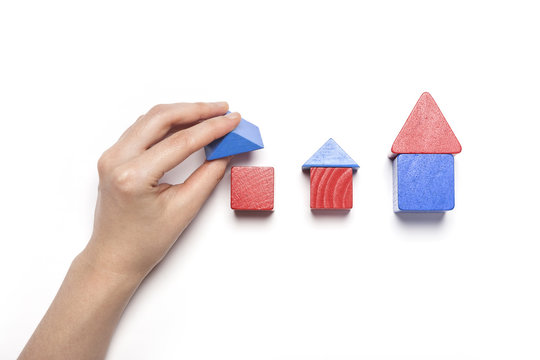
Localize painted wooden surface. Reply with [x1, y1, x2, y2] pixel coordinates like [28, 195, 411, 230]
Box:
[390, 92, 462, 157]
[205, 113, 264, 160]
[231, 166, 274, 211]
[310, 167, 353, 209]
[393, 154, 454, 212]
[303, 138, 359, 169]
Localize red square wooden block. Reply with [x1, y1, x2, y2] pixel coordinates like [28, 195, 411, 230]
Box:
[231, 166, 274, 211]
[310, 167, 353, 209]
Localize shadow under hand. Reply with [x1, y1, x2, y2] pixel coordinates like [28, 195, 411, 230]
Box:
[230, 152, 254, 165]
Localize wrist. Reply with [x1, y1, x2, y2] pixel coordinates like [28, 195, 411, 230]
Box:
[75, 246, 147, 289]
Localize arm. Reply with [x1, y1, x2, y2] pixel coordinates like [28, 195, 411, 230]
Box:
[19, 102, 241, 360]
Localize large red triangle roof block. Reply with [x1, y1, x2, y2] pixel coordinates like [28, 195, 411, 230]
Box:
[390, 92, 462, 156]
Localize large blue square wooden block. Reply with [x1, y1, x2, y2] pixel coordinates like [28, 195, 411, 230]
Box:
[393, 154, 455, 212]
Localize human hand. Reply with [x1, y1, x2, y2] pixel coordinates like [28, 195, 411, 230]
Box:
[82, 102, 241, 279]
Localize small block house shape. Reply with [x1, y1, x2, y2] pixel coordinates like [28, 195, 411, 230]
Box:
[302, 139, 359, 210]
[205, 112, 264, 160]
[231, 166, 274, 211]
[391, 93, 461, 212]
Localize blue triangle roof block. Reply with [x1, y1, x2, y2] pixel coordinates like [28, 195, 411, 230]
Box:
[302, 138, 359, 170]
[204, 116, 264, 160]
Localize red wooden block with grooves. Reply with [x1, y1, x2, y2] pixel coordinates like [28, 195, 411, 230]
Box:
[390, 92, 462, 157]
[231, 166, 274, 211]
[310, 167, 353, 209]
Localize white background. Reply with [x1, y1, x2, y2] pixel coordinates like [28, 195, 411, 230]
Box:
[1, 1, 539, 359]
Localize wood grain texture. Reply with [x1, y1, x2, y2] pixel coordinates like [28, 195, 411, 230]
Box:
[310, 167, 353, 209]
[390, 92, 461, 157]
[231, 166, 274, 211]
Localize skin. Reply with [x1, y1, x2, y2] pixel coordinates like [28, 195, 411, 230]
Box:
[19, 102, 241, 360]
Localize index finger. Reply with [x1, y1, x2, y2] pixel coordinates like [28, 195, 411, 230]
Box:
[135, 112, 242, 182]
[119, 101, 229, 152]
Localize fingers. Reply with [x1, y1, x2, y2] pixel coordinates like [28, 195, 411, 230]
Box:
[137, 112, 241, 181]
[171, 157, 231, 214]
[120, 101, 229, 152]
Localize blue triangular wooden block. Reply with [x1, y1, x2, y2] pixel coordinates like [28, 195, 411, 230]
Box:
[205, 116, 264, 160]
[302, 138, 359, 169]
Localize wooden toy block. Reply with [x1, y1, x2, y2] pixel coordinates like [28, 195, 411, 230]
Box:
[205, 112, 264, 160]
[302, 138, 359, 170]
[390, 92, 462, 158]
[231, 166, 274, 211]
[310, 167, 353, 209]
[393, 154, 454, 212]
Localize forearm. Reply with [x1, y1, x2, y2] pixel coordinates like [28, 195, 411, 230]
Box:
[19, 250, 143, 360]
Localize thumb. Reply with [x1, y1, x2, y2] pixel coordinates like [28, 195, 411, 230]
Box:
[171, 157, 231, 215]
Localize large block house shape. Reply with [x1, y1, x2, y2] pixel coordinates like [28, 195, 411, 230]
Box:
[390, 92, 462, 212]
[302, 138, 359, 210]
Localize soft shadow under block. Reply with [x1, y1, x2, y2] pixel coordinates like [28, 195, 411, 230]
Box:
[393, 154, 454, 212]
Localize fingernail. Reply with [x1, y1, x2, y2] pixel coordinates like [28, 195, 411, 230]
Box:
[214, 101, 228, 107]
[225, 111, 240, 119]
